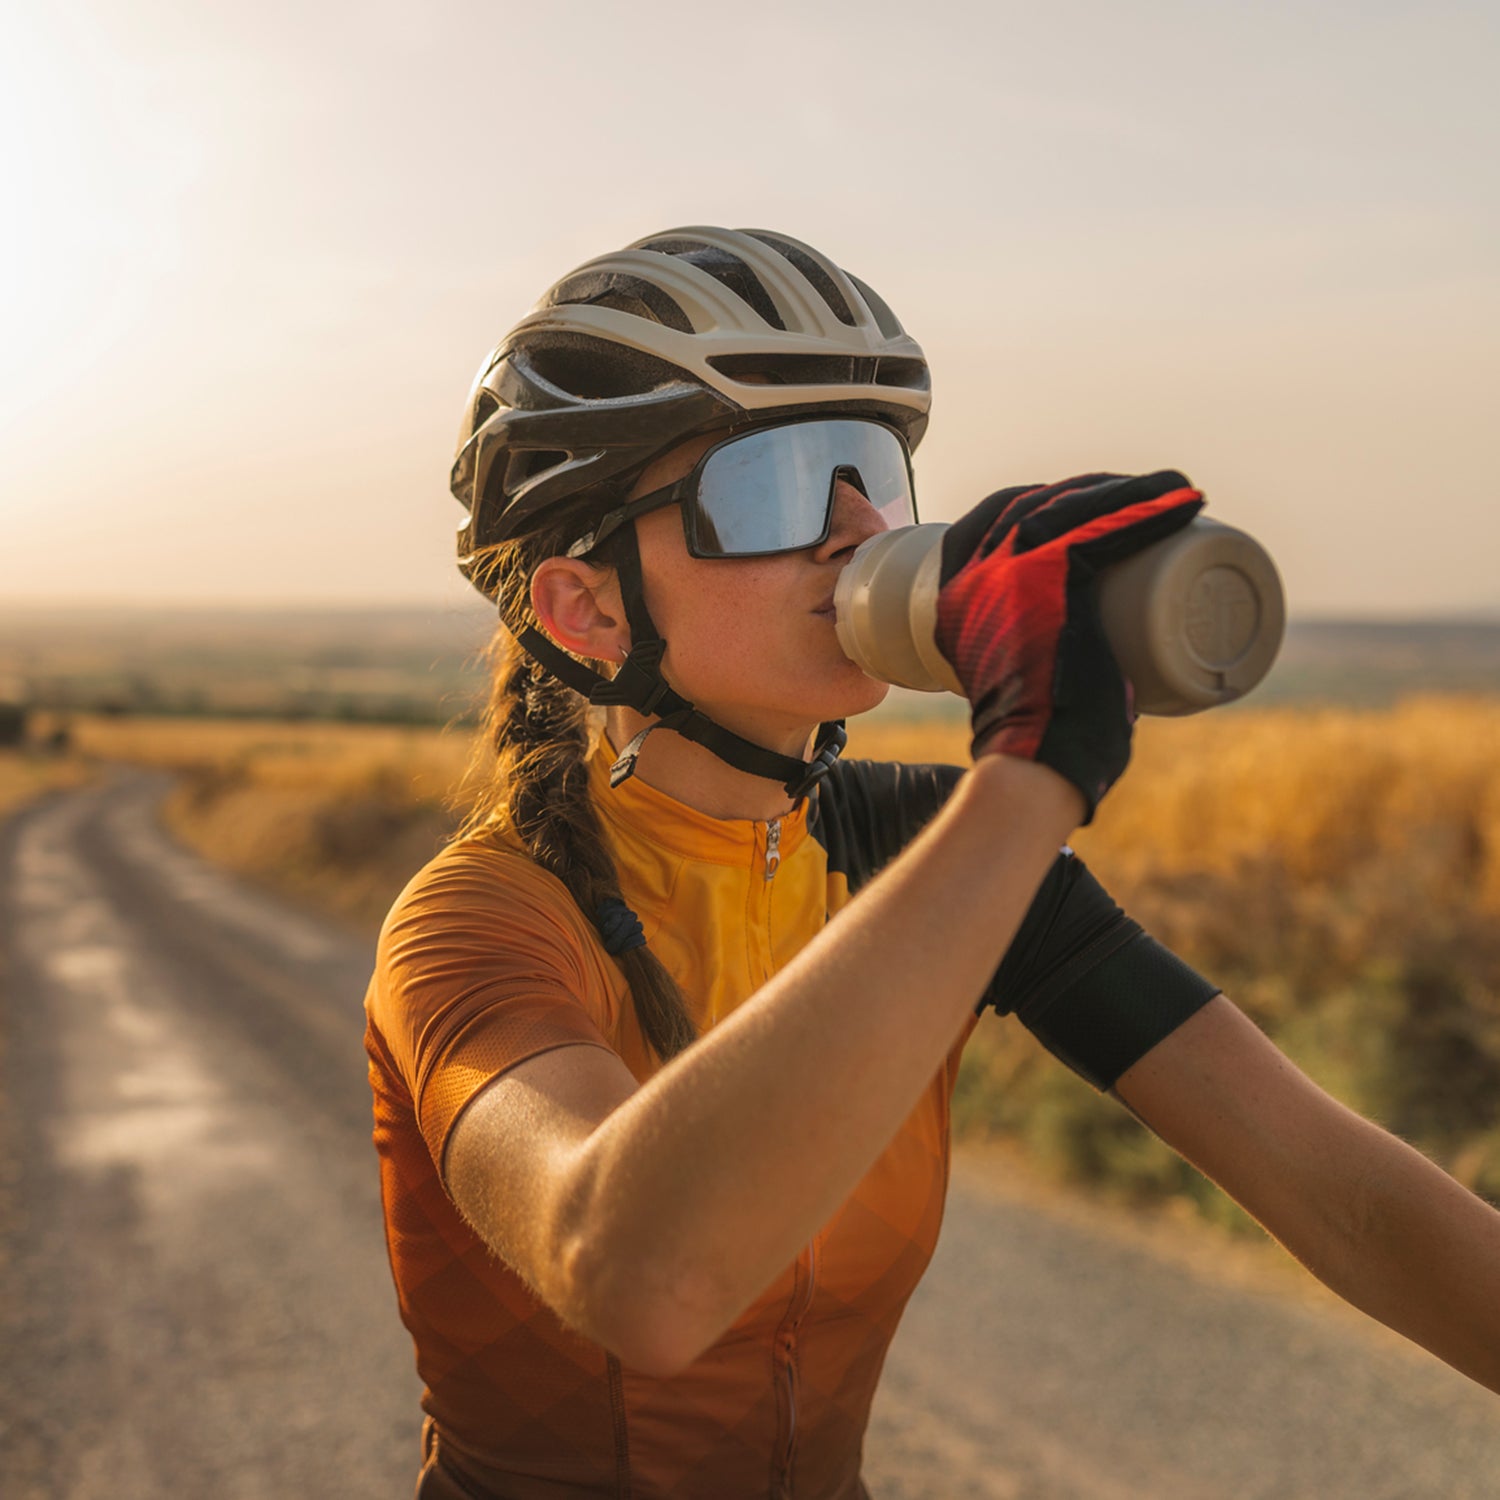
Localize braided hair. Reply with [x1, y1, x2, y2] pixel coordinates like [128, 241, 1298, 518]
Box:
[451, 519, 697, 1063]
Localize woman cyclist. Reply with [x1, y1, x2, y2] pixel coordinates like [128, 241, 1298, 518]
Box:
[365, 227, 1500, 1499]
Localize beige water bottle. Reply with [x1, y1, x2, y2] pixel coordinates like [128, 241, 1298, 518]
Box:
[832, 516, 1285, 715]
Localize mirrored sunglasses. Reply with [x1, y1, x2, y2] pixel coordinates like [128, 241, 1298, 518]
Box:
[568, 417, 917, 560]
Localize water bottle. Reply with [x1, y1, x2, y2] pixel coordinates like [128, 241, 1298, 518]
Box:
[832, 516, 1285, 716]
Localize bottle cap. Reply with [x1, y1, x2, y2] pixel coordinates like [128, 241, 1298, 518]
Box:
[1095, 517, 1285, 714]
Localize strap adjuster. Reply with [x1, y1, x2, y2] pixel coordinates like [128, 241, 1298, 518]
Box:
[591, 639, 672, 714]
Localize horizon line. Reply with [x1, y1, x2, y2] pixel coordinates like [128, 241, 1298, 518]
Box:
[1, 599, 1499, 629]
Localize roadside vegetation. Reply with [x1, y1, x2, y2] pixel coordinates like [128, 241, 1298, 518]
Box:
[69, 716, 467, 930]
[72, 695, 1500, 1230]
[0, 747, 92, 819]
[959, 696, 1500, 1228]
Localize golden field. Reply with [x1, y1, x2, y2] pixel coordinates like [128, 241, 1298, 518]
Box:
[0, 749, 93, 818]
[66, 714, 471, 929]
[62, 696, 1500, 1219]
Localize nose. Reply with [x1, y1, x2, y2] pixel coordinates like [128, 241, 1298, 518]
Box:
[814, 477, 890, 562]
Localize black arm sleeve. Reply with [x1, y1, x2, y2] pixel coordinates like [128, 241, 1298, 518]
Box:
[985, 850, 1220, 1089]
[811, 758, 1221, 1091]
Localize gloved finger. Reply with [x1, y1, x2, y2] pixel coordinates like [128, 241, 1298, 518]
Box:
[940, 483, 1046, 584]
[940, 473, 1144, 583]
[1012, 470, 1197, 555]
[1067, 489, 1205, 575]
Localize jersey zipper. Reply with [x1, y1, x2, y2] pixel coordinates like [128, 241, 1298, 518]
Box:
[749, 817, 781, 994]
[773, 1235, 819, 1495]
[756, 813, 806, 1491]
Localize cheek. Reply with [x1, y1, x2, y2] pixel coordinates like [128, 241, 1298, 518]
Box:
[643, 565, 764, 677]
[634, 517, 878, 711]
[655, 565, 781, 677]
[666, 569, 883, 716]
[634, 515, 768, 637]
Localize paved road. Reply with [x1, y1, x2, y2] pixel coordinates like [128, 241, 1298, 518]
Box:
[2, 772, 1496, 1498]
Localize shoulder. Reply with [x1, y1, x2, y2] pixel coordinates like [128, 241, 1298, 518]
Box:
[368, 832, 628, 1167]
[380, 831, 594, 956]
[817, 755, 965, 811]
[811, 757, 965, 894]
[367, 829, 626, 1123]
[370, 831, 609, 1041]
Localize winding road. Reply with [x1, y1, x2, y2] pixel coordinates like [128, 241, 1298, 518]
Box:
[2, 773, 1496, 1498]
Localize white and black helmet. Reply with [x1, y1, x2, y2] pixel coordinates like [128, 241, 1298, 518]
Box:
[452, 226, 931, 592]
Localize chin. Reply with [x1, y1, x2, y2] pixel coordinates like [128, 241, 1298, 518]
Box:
[846, 675, 892, 717]
[817, 664, 891, 721]
[704, 658, 892, 739]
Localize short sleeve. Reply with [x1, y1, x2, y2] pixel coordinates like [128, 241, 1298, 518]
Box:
[366, 838, 621, 1170]
[985, 848, 1221, 1089]
[814, 759, 1217, 1089]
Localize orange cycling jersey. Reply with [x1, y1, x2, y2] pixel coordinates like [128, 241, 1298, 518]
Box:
[365, 741, 1217, 1498]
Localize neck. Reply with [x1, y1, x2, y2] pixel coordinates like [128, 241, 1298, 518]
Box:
[605, 705, 815, 821]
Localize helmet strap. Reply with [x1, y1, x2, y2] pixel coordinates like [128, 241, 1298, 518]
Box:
[513, 525, 845, 802]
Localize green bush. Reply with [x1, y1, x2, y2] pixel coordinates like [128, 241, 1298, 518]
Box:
[953, 856, 1500, 1235]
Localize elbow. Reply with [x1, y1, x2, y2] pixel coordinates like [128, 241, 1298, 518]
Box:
[555, 1231, 722, 1379]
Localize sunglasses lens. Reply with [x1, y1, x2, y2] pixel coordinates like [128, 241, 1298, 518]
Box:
[691, 420, 914, 556]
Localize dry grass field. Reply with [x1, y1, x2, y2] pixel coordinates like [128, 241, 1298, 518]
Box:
[67, 696, 1500, 1222]
[68, 715, 471, 929]
[0, 750, 93, 819]
[955, 698, 1500, 1222]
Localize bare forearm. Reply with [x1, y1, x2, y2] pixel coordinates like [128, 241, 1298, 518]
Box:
[1321, 1116, 1500, 1394]
[564, 755, 1079, 1364]
[1119, 1000, 1500, 1396]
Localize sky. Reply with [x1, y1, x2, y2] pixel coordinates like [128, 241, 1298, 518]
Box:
[2, 0, 1497, 619]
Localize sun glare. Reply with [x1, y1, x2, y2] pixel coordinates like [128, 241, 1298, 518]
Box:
[0, 10, 195, 437]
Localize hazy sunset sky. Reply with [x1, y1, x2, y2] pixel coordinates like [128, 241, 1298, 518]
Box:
[3, 0, 1497, 617]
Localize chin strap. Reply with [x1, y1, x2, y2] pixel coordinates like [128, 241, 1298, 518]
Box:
[514, 526, 846, 802]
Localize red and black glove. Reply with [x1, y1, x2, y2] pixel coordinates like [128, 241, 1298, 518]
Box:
[935, 470, 1204, 822]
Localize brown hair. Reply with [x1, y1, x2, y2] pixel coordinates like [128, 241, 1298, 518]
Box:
[451, 519, 697, 1063]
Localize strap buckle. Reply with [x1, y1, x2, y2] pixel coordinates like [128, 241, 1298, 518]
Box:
[590, 639, 672, 716]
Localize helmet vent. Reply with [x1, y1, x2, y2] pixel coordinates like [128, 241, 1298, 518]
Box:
[472, 390, 501, 429]
[637, 239, 788, 332]
[527, 336, 695, 400]
[503, 448, 571, 496]
[745, 233, 857, 327]
[547, 271, 694, 334]
[873, 357, 930, 391]
[846, 272, 905, 341]
[708, 348, 927, 398]
[709, 353, 879, 387]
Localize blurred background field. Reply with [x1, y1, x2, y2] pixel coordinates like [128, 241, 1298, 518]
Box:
[6, 603, 1500, 725]
[0, 749, 92, 819]
[3, 605, 1499, 1236]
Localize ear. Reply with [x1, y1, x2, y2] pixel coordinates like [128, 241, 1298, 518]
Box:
[531, 557, 630, 663]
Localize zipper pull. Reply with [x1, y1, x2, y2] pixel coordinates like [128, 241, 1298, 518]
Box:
[764, 818, 781, 880]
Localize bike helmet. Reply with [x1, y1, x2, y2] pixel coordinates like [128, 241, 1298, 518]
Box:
[453, 226, 930, 578]
[451, 226, 932, 799]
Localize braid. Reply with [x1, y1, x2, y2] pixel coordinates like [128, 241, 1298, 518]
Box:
[452, 525, 697, 1064]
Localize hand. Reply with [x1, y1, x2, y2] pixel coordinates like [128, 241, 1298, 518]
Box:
[935, 470, 1204, 822]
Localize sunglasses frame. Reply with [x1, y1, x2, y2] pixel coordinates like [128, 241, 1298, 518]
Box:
[567, 416, 917, 561]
